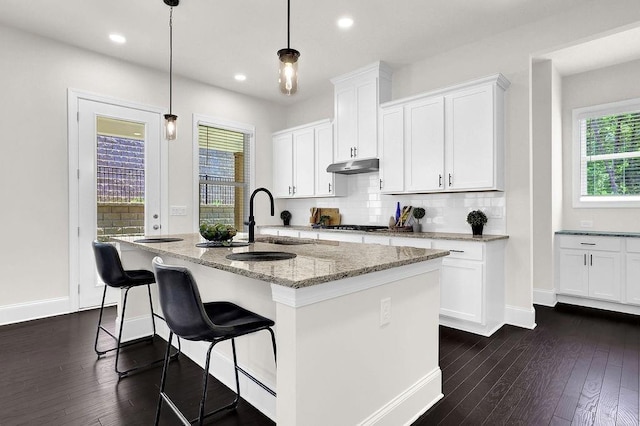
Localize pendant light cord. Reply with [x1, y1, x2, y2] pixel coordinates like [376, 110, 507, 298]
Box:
[287, 0, 290, 49]
[169, 7, 174, 114]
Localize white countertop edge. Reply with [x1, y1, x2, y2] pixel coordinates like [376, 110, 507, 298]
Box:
[270, 258, 443, 308]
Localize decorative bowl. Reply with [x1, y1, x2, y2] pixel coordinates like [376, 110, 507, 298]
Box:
[199, 223, 237, 246]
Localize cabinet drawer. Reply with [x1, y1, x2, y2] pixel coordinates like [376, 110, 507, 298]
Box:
[298, 231, 319, 240]
[432, 240, 483, 261]
[627, 239, 640, 253]
[364, 235, 391, 246]
[558, 235, 621, 252]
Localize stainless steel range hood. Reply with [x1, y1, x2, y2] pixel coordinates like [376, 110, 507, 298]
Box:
[326, 158, 379, 175]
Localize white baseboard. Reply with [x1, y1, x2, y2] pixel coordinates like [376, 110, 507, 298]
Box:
[557, 295, 640, 316]
[505, 304, 537, 330]
[358, 368, 443, 426]
[0, 297, 71, 326]
[533, 288, 557, 307]
[139, 318, 276, 422]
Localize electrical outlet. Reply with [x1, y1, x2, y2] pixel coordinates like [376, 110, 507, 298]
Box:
[380, 297, 391, 326]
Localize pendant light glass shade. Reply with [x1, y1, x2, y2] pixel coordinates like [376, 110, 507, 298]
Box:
[164, 0, 179, 140]
[277, 0, 299, 96]
[278, 48, 300, 95]
[164, 113, 177, 140]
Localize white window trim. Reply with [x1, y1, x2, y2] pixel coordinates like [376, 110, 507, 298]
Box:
[192, 113, 256, 231]
[572, 98, 640, 208]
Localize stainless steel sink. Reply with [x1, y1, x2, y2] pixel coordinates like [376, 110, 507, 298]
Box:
[226, 251, 297, 261]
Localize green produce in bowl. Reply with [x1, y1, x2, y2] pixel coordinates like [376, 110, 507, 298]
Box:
[199, 223, 237, 245]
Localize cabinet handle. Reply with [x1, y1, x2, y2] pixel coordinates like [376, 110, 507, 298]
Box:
[288, 186, 292, 195]
[379, 179, 383, 190]
[353, 147, 357, 157]
[590, 254, 593, 266]
[350, 147, 354, 158]
[293, 186, 296, 195]
[439, 174, 442, 187]
[328, 183, 332, 193]
[584, 254, 586, 266]
[449, 173, 452, 186]
[580, 242, 596, 246]
[450, 249, 465, 253]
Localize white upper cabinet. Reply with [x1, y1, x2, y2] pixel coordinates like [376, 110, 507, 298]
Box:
[379, 74, 509, 194]
[272, 132, 294, 198]
[272, 119, 344, 199]
[379, 105, 404, 193]
[331, 62, 392, 162]
[315, 121, 346, 197]
[292, 127, 315, 197]
[445, 84, 501, 191]
[405, 96, 445, 192]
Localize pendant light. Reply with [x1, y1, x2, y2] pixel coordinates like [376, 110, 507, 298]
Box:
[277, 0, 300, 96]
[164, 0, 179, 140]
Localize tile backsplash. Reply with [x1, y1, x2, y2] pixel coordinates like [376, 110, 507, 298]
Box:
[279, 173, 506, 234]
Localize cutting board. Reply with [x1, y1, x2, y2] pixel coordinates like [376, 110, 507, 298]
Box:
[309, 208, 341, 225]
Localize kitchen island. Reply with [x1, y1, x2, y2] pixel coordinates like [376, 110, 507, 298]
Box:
[113, 233, 448, 425]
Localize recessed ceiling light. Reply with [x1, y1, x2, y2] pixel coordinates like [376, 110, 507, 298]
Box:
[234, 74, 247, 82]
[109, 34, 126, 44]
[337, 17, 354, 29]
[133, 132, 142, 136]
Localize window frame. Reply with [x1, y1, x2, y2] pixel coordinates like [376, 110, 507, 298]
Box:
[192, 114, 255, 231]
[572, 98, 640, 208]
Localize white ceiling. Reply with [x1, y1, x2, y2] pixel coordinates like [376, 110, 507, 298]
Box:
[0, 0, 626, 105]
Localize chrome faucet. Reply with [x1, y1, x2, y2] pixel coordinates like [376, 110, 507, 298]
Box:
[246, 187, 274, 243]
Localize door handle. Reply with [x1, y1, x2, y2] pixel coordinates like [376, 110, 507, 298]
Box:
[449, 174, 452, 186]
[350, 147, 354, 158]
[438, 174, 442, 187]
[153, 224, 160, 230]
[584, 254, 586, 266]
[590, 254, 593, 266]
[353, 147, 357, 157]
[328, 183, 332, 193]
[379, 179, 383, 190]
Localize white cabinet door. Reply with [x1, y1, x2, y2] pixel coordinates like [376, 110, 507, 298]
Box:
[405, 96, 445, 192]
[626, 253, 640, 305]
[315, 122, 340, 196]
[557, 249, 589, 297]
[355, 79, 378, 159]
[334, 86, 356, 162]
[293, 128, 315, 197]
[588, 251, 621, 301]
[379, 105, 404, 193]
[445, 85, 495, 191]
[440, 258, 484, 324]
[273, 133, 293, 198]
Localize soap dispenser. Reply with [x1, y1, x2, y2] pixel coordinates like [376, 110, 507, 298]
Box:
[395, 202, 401, 225]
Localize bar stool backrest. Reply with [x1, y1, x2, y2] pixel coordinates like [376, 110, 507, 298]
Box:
[92, 241, 129, 287]
[152, 257, 228, 341]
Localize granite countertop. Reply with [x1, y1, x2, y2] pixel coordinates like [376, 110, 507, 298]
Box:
[112, 233, 449, 289]
[263, 225, 509, 242]
[556, 230, 640, 238]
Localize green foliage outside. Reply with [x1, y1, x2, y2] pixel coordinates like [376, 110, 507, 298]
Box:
[584, 112, 640, 196]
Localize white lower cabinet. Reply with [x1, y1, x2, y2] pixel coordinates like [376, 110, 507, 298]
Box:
[626, 239, 640, 305]
[556, 235, 621, 303]
[440, 258, 483, 323]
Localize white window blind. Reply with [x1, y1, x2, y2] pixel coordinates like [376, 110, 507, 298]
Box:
[198, 125, 250, 229]
[575, 100, 640, 206]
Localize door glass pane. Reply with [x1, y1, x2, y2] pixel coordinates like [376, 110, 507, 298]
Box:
[96, 117, 146, 241]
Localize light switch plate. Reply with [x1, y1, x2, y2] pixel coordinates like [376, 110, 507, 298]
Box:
[170, 206, 187, 216]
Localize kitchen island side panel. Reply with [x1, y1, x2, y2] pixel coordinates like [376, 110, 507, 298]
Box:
[276, 265, 442, 426]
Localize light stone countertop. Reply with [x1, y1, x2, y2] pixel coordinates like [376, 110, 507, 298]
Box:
[262, 225, 509, 242]
[556, 230, 640, 238]
[112, 233, 449, 289]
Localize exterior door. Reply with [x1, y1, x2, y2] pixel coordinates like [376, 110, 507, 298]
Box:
[76, 99, 162, 309]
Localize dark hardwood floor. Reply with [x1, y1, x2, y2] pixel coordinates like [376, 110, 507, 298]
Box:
[1, 304, 639, 425]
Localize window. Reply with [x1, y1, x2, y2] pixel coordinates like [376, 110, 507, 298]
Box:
[573, 99, 640, 207]
[197, 123, 251, 230]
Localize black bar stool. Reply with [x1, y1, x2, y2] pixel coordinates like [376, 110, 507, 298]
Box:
[152, 256, 277, 426]
[92, 241, 179, 378]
